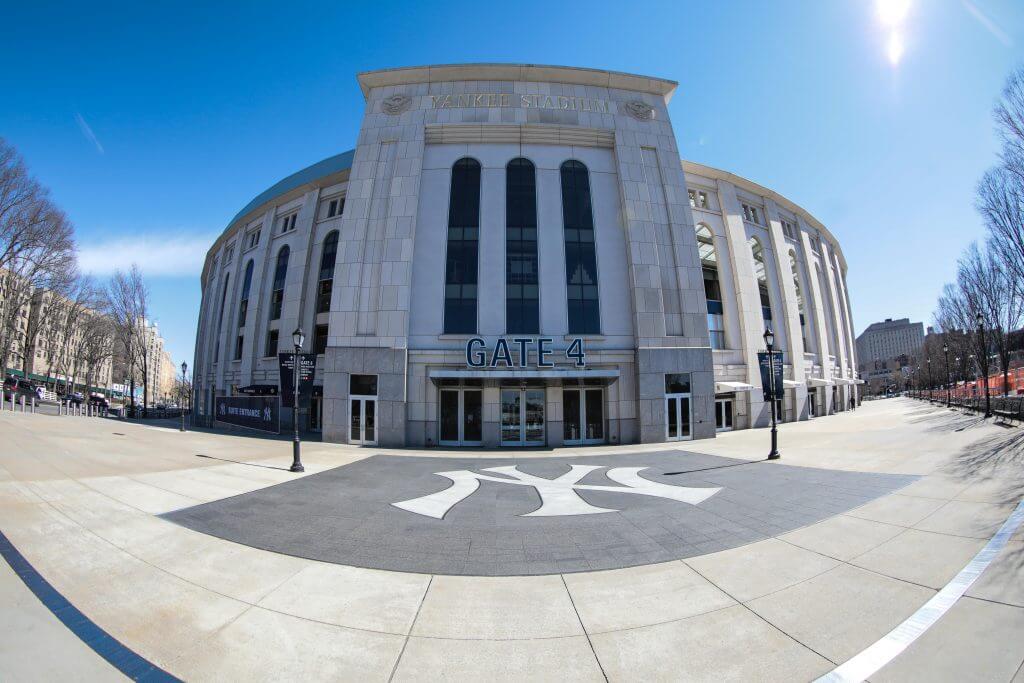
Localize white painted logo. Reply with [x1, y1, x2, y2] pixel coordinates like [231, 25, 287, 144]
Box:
[392, 465, 721, 519]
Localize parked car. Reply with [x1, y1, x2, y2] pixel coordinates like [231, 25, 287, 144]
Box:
[89, 394, 109, 409]
[67, 392, 84, 405]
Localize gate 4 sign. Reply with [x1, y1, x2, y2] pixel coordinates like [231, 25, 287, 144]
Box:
[393, 464, 720, 519]
[466, 337, 586, 368]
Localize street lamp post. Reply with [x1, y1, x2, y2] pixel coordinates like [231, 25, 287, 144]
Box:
[179, 361, 188, 432]
[763, 327, 780, 460]
[290, 327, 305, 473]
[926, 358, 932, 401]
[977, 314, 992, 418]
[943, 342, 950, 408]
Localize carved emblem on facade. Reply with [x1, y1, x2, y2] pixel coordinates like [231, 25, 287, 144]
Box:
[623, 100, 656, 121]
[393, 464, 721, 519]
[381, 94, 412, 115]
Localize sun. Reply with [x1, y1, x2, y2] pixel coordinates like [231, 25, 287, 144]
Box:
[876, 0, 912, 66]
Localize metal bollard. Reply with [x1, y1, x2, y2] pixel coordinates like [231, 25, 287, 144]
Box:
[19, 395, 25, 412]
[31, 397, 36, 414]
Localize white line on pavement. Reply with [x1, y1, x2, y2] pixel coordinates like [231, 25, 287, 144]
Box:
[816, 498, 1024, 683]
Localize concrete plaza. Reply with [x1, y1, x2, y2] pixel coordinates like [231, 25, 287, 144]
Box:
[0, 399, 1022, 681]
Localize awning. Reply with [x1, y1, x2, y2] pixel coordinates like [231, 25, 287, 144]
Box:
[853, 379, 866, 385]
[807, 377, 834, 387]
[834, 378, 856, 386]
[428, 368, 619, 381]
[783, 380, 803, 388]
[715, 381, 755, 393]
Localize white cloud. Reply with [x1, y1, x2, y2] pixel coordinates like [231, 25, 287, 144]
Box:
[78, 232, 215, 277]
[74, 113, 105, 154]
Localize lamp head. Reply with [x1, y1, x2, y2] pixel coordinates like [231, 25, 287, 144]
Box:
[292, 327, 304, 350]
[762, 327, 774, 348]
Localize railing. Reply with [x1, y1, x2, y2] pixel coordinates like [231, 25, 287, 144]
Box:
[910, 390, 1024, 425]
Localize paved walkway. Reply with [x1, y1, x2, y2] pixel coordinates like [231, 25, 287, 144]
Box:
[1, 399, 1022, 681]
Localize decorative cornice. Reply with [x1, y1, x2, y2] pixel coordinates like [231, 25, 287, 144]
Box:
[357, 63, 678, 102]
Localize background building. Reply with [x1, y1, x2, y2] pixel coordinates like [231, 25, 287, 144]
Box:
[856, 317, 924, 394]
[193, 64, 859, 446]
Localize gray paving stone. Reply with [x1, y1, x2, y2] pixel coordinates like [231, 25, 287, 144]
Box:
[163, 450, 916, 576]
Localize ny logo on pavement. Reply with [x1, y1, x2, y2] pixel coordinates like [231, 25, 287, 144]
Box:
[392, 465, 721, 519]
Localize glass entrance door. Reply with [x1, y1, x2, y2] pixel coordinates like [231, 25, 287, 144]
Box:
[501, 388, 545, 446]
[563, 388, 605, 445]
[715, 398, 733, 432]
[349, 397, 376, 445]
[665, 394, 692, 441]
[309, 395, 322, 432]
[439, 388, 482, 447]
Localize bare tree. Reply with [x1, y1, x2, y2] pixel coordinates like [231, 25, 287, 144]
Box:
[0, 138, 76, 375]
[108, 265, 150, 417]
[958, 242, 1023, 396]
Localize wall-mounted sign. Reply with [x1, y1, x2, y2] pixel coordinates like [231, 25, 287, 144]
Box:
[215, 396, 280, 434]
[431, 93, 611, 113]
[466, 337, 586, 369]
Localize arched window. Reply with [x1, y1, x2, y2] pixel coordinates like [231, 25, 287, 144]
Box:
[317, 231, 339, 313]
[237, 260, 254, 328]
[269, 246, 289, 321]
[748, 238, 773, 324]
[789, 251, 812, 352]
[213, 273, 230, 362]
[561, 160, 600, 334]
[443, 158, 481, 334]
[506, 158, 539, 334]
[696, 225, 725, 349]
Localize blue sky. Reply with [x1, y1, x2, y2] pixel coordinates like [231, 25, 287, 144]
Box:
[1, 1, 1021, 365]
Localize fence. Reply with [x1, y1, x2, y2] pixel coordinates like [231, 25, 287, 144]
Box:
[911, 390, 1024, 425]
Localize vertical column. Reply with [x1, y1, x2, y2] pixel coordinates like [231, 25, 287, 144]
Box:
[764, 200, 807, 420]
[717, 180, 769, 426]
[796, 216, 834, 414]
[818, 240, 849, 409]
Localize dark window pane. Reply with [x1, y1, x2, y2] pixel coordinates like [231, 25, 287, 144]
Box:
[665, 373, 691, 394]
[314, 324, 328, 355]
[561, 161, 600, 334]
[238, 260, 254, 328]
[506, 158, 539, 334]
[235, 335, 244, 360]
[269, 247, 289, 322]
[350, 374, 377, 396]
[265, 329, 278, 357]
[319, 231, 339, 281]
[443, 158, 481, 334]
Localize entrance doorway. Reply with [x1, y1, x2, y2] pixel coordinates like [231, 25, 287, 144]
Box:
[309, 395, 322, 432]
[349, 397, 376, 445]
[439, 388, 483, 446]
[501, 388, 545, 446]
[563, 388, 604, 445]
[715, 398, 733, 432]
[665, 394, 692, 441]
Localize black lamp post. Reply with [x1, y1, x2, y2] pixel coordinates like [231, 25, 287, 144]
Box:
[977, 313, 992, 418]
[926, 358, 932, 400]
[179, 361, 188, 432]
[290, 327, 305, 473]
[763, 327, 780, 460]
[943, 342, 950, 408]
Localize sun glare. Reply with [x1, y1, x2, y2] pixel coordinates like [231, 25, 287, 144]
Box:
[877, 0, 912, 27]
[887, 32, 905, 66]
[876, 0, 911, 66]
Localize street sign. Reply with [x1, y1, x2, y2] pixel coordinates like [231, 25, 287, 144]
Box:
[214, 396, 280, 434]
[278, 353, 316, 407]
[757, 351, 785, 401]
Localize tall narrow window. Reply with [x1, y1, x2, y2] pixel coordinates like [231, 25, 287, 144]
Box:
[696, 225, 725, 349]
[506, 158, 539, 333]
[317, 231, 339, 313]
[214, 273, 230, 362]
[749, 238, 773, 324]
[789, 250, 812, 352]
[237, 260, 254, 328]
[443, 158, 481, 334]
[561, 160, 600, 334]
[269, 246, 289, 321]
